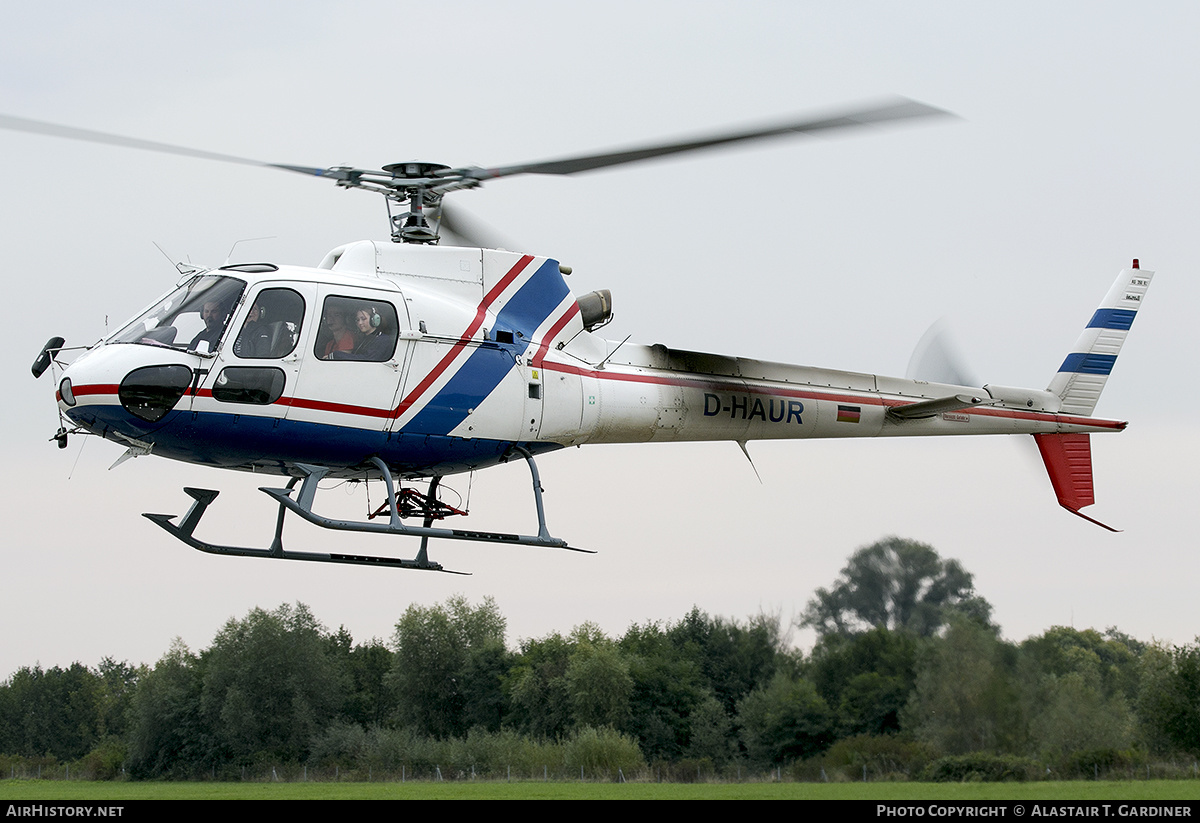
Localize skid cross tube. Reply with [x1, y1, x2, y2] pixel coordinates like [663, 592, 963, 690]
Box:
[262, 452, 584, 552]
[143, 449, 586, 573]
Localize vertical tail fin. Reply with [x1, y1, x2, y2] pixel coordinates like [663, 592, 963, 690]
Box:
[1046, 261, 1153, 416]
[1035, 261, 1153, 531]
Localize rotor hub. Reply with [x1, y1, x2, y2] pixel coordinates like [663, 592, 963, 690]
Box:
[382, 161, 450, 180]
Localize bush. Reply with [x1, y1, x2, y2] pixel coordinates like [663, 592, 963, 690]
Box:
[799, 734, 934, 782]
[308, 722, 368, 770]
[76, 737, 127, 780]
[563, 726, 645, 779]
[920, 752, 1041, 782]
[1054, 747, 1144, 780]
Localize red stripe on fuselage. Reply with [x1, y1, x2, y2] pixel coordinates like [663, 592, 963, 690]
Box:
[68, 383, 119, 397]
[531, 302, 581, 368]
[277, 395, 393, 418]
[60, 365, 1127, 432]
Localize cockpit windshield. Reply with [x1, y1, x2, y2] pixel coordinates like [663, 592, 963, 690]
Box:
[110, 275, 246, 353]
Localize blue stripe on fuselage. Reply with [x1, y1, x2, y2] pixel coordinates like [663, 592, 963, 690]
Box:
[69, 403, 561, 476]
[402, 258, 569, 436]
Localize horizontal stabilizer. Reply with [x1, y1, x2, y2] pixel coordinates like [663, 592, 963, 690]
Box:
[886, 393, 993, 420]
[1032, 432, 1118, 531]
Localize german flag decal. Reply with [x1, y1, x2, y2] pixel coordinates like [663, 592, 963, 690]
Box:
[837, 404, 861, 423]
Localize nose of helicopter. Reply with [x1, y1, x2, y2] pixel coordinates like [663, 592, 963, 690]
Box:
[55, 344, 195, 439]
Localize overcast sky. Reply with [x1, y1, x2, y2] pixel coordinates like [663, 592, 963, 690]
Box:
[2, 1, 1196, 678]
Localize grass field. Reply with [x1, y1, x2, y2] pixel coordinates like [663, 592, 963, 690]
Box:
[3, 779, 1200, 800]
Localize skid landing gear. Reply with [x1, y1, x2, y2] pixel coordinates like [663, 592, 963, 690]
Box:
[143, 449, 589, 574]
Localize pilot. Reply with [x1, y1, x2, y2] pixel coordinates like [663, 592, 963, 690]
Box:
[351, 306, 392, 360]
[188, 300, 227, 352]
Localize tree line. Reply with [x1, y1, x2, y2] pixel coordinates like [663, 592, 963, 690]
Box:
[2, 537, 1198, 782]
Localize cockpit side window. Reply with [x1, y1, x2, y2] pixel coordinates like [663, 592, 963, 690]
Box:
[110, 275, 245, 353]
[232, 288, 305, 359]
[313, 295, 399, 362]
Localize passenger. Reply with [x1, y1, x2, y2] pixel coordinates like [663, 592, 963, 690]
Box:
[351, 306, 392, 361]
[188, 300, 227, 352]
[321, 309, 355, 359]
[233, 302, 271, 358]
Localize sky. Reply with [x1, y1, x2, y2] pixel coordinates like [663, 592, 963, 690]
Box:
[2, 1, 1197, 678]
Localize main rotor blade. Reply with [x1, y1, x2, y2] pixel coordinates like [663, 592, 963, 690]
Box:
[474, 98, 951, 179]
[0, 113, 334, 179]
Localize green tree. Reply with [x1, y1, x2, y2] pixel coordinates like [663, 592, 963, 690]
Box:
[0, 663, 104, 760]
[200, 603, 345, 765]
[901, 618, 1020, 754]
[507, 631, 574, 739]
[1020, 626, 1141, 704]
[808, 627, 919, 737]
[565, 624, 633, 729]
[126, 640, 208, 779]
[620, 620, 707, 761]
[1032, 672, 1133, 758]
[802, 537, 992, 638]
[96, 657, 139, 740]
[1138, 640, 1200, 755]
[667, 607, 783, 716]
[685, 692, 735, 764]
[389, 595, 508, 738]
[326, 629, 397, 727]
[1018, 626, 1137, 758]
[737, 672, 834, 765]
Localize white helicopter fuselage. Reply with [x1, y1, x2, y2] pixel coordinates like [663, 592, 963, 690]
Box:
[54, 240, 1128, 485]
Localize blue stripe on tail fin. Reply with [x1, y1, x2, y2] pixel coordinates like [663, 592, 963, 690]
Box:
[1047, 263, 1153, 416]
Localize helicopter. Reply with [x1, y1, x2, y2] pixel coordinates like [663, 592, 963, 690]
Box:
[14, 99, 1153, 574]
